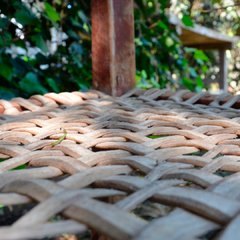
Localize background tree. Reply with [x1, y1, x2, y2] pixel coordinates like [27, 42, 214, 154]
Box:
[134, 0, 209, 91]
[0, 0, 91, 99]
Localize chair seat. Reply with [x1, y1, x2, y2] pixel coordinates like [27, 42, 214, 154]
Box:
[0, 88, 239, 240]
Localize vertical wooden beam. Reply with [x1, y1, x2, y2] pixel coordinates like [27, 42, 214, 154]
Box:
[219, 49, 228, 92]
[91, 0, 136, 96]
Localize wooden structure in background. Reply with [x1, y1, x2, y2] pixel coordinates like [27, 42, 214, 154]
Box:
[170, 14, 239, 92]
[91, 3, 238, 95]
[91, 0, 135, 96]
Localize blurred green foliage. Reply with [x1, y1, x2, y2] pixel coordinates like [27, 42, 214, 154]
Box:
[0, 0, 91, 99]
[134, 0, 209, 91]
[0, 0, 210, 99]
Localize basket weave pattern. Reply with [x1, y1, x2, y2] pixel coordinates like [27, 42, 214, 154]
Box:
[0, 89, 240, 239]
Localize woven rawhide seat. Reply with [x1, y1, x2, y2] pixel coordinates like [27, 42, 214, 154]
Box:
[1, 88, 240, 240]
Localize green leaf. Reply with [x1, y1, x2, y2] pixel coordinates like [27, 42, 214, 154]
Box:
[54, 0, 62, 5]
[201, 65, 208, 73]
[0, 33, 12, 47]
[44, 2, 60, 23]
[0, 18, 8, 30]
[135, 38, 143, 46]
[31, 35, 48, 53]
[157, 21, 168, 30]
[15, 7, 36, 26]
[78, 10, 88, 23]
[19, 72, 47, 94]
[78, 82, 90, 91]
[184, 47, 196, 53]
[196, 76, 204, 88]
[69, 42, 83, 55]
[67, 29, 80, 40]
[11, 164, 27, 170]
[194, 50, 209, 61]
[165, 37, 174, 47]
[0, 62, 12, 81]
[83, 23, 90, 33]
[0, 87, 17, 99]
[46, 77, 60, 92]
[182, 77, 194, 91]
[189, 67, 197, 78]
[11, 57, 30, 76]
[182, 15, 194, 27]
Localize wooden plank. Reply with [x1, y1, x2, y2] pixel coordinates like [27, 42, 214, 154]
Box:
[183, 43, 233, 50]
[169, 14, 239, 49]
[91, 0, 136, 96]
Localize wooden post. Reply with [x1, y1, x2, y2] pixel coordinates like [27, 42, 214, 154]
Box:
[219, 49, 228, 92]
[91, 0, 136, 96]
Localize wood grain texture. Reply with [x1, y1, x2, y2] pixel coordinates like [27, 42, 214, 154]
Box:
[92, 0, 135, 96]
